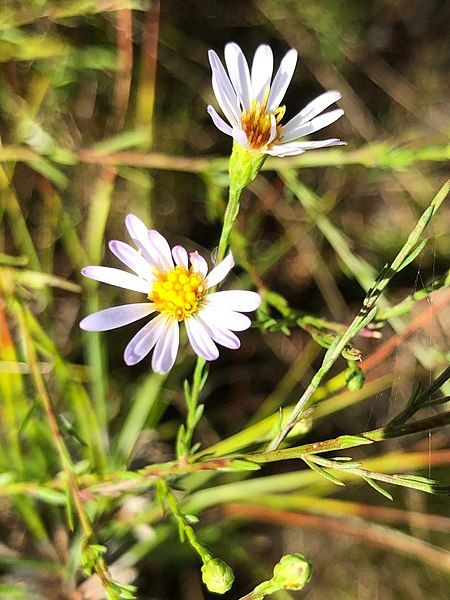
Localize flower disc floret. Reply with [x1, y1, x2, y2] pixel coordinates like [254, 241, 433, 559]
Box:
[241, 95, 285, 150]
[150, 266, 206, 321]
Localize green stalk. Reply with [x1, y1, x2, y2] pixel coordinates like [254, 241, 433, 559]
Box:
[266, 180, 449, 451]
[216, 143, 266, 264]
[177, 357, 207, 461]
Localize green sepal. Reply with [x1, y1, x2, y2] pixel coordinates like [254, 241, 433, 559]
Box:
[228, 142, 266, 192]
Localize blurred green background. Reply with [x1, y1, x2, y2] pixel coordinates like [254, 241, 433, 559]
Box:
[0, 1, 449, 599]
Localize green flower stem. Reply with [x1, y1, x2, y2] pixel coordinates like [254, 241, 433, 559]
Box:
[216, 185, 243, 264]
[160, 478, 209, 562]
[177, 144, 266, 460]
[266, 179, 449, 451]
[177, 357, 207, 462]
[215, 143, 266, 264]
[157, 478, 234, 593]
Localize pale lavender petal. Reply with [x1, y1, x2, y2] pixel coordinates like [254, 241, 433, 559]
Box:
[80, 303, 155, 332]
[208, 50, 240, 125]
[81, 266, 150, 294]
[224, 42, 252, 110]
[251, 44, 273, 102]
[264, 145, 305, 157]
[206, 290, 261, 312]
[232, 126, 249, 148]
[280, 109, 344, 143]
[267, 138, 345, 157]
[185, 316, 219, 361]
[125, 214, 155, 263]
[211, 74, 240, 128]
[189, 251, 208, 277]
[172, 245, 188, 268]
[268, 114, 277, 145]
[199, 306, 251, 331]
[205, 253, 234, 289]
[267, 49, 298, 111]
[283, 91, 342, 132]
[207, 105, 233, 136]
[151, 318, 179, 373]
[148, 230, 174, 271]
[109, 240, 153, 280]
[123, 313, 169, 366]
[197, 314, 240, 350]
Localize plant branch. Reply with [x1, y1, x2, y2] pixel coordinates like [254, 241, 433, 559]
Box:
[266, 180, 449, 451]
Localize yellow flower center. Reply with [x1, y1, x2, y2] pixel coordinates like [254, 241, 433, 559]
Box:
[241, 89, 285, 150]
[148, 266, 206, 321]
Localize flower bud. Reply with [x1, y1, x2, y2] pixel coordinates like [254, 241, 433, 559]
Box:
[201, 557, 235, 594]
[272, 553, 312, 590]
[345, 364, 365, 391]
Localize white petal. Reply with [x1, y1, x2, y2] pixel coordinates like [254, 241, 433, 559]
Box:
[224, 42, 252, 110]
[125, 214, 155, 263]
[206, 290, 261, 312]
[124, 313, 169, 366]
[199, 306, 251, 331]
[151, 318, 179, 373]
[185, 316, 219, 361]
[281, 109, 344, 143]
[189, 251, 208, 277]
[197, 314, 240, 350]
[81, 266, 150, 294]
[267, 49, 298, 111]
[207, 105, 233, 136]
[109, 240, 153, 280]
[172, 245, 188, 268]
[148, 230, 174, 271]
[251, 44, 273, 102]
[267, 139, 345, 157]
[283, 91, 342, 132]
[80, 303, 155, 332]
[211, 75, 240, 128]
[205, 253, 234, 289]
[268, 114, 277, 144]
[265, 145, 305, 157]
[232, 126, 249, 148]
[209, 50, 240, 125]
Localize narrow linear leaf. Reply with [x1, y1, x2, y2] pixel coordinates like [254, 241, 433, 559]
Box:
[303, 458, 345, 486]
[398, 238, 428, 270]
[361, 476, 393, 500]
[217, 459, 261, 472]
[33, 487, 67, 506]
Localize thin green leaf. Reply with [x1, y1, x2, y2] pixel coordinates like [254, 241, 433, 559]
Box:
[303, 458, 345, 486]
[361, 476, 393, 501]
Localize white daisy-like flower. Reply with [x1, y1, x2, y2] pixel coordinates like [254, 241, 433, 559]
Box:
[80, 215, 261, 374]
[207, 42, 345, 157]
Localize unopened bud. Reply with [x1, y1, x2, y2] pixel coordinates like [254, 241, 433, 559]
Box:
[345, 364, 365, 391]
[201, 557, 235, 594]
[272, 553, 312, 590]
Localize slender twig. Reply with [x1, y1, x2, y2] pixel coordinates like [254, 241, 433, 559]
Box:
[61, 411, 450, 497]
[266, 180, 449, 451]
